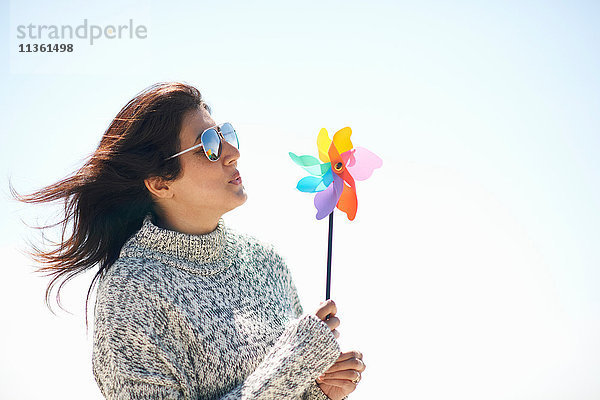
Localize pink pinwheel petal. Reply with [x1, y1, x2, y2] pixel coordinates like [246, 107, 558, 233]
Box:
[341, 149, 355, 166]
[314, 174, 343, 219]
[346, 147, 382, 181]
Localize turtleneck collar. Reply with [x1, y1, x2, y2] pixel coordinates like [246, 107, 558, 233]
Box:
[119, 214, 236, 276]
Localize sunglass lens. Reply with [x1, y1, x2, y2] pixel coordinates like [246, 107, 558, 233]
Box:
[220, 123, 239, 149]
[201, 128, 221, 161]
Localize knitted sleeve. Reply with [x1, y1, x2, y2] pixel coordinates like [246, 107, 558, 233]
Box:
[268, 248, 347, 400]
[216, 245, 340, 400]
[220, 313, 340, 399]
[93, 258, 341, 400]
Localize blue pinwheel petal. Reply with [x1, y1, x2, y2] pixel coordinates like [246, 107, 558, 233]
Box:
[321, 168, 333, 187]
[296, 167, 334, 193]
[297, 176, 324, 192]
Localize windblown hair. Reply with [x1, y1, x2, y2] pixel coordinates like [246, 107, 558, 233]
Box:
[11, 82, 211, 327]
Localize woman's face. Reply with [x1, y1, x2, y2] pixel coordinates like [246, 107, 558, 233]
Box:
[166, 106, 247, 221]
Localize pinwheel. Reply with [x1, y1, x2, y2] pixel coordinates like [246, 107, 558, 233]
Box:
[289, 127, 382, 299]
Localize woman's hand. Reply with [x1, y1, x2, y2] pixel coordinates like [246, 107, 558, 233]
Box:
[314, 301, 366, 399]
[315, 299, 340, 339]
[316, 351, 366, 400]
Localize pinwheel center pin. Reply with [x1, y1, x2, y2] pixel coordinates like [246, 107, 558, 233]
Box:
[289, 126, 382, 301]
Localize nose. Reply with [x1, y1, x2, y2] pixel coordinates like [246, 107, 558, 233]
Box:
[221, 138, 240, 165]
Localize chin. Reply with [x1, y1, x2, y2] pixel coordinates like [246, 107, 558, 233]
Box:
[236, 191, 248, 207]
[225, 191, 248, 213]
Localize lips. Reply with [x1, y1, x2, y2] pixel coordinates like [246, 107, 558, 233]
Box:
[229, 171, 242, 184]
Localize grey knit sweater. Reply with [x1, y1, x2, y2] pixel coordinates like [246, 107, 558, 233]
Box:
[92, 214, 341, 399]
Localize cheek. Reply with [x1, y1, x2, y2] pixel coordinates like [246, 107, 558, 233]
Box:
[177, 164, 225, 196]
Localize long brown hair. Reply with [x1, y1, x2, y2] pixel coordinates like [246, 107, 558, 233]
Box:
[10, 82, 211, 328]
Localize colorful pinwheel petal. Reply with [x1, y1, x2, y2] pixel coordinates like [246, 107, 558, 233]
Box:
[289, 127, 382, 220]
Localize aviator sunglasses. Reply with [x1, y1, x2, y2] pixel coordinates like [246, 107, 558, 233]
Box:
[164, 122, 239, 161]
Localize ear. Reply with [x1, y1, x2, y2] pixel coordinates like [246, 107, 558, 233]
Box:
[144, 176, 174, 199]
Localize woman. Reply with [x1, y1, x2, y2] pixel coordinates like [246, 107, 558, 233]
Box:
[14, 82, 365, 399]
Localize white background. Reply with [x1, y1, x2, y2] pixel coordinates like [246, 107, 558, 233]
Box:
[1, 1, 599, 399]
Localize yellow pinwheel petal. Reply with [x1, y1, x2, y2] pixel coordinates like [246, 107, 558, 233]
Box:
[317, 128, 332, 163]
[332, 127, 353, 154]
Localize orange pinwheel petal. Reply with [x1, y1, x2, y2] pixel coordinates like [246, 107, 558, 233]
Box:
[337, 181, 357, 220]
[327, 140, 343, 173]
[328, 140, 358, 220]
[328, 141, 354, 182]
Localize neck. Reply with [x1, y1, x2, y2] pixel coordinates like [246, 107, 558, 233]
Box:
[153, 208, 221, 235]
[120, 213, 230, 270]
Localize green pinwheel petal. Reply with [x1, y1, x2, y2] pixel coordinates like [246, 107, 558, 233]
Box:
[289, 152, 331, 176]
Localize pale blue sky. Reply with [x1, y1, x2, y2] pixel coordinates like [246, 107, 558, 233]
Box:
[1, 1, 599, 399]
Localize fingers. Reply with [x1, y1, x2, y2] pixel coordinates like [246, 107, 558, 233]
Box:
[317, 369, 361, 383]
[317, 349, 366, 391]
[323, 315, 340, 339]
[324, 315, 340, 331]
[315, 299, 340, 338]
[326, 354, 366, 374]
[315, 378, 357, 392]
[316, 363, 364, 394]
[337, 350, 363, 362]
[315, 299, 337, 321]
